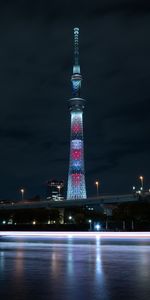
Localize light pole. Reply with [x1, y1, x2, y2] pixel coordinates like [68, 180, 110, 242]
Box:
[123, 220, 125, 231]
[132, 186, 135, 192]
[20, 189, 24, 201]
[68, 216, 72, 224]
[106, 218, 108, 231]
[88, 219, 92, 231]
[131, 220, 134, 231]
[57, 185, 61, 199]
[95, 180, 99, 197]
[139, 176, 144, 191]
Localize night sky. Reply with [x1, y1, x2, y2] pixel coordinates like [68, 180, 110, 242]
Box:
[0, 0, 150, 199]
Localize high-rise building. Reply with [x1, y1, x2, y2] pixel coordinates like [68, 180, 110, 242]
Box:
[67, 28, 87, 200]
[47, 180, 64, 200]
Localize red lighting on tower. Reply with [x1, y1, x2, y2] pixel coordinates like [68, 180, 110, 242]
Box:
[72, 123, 81, 133]
[71, 149, 82, 160]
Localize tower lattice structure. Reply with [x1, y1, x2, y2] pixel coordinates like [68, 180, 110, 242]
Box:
[67, 28, 87, 200]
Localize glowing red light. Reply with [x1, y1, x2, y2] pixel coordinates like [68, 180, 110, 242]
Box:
[72, 173, 81, 185]
[72, 124, 81, 133]
[71, 149, 81, 160]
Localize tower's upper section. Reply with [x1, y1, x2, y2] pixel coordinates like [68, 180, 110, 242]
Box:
[69, 27, 85, 111]
[73, 27, 80, 74]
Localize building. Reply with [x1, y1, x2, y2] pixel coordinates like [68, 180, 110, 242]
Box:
[67, 28, 87, 200]
[47, 180, 64, 200]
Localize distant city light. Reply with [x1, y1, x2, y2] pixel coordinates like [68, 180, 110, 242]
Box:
[95, 224, 101, 231]
[139, 176, 144, 191]
[57, 185, 61, 197]
[20, 188, 25, 201]
[95, 180, 100, 197]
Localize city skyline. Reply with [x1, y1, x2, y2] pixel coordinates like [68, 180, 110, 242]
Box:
[0, 1, 150, 199]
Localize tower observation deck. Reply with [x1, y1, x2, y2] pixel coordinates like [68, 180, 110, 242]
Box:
[67, 28, 87, 200]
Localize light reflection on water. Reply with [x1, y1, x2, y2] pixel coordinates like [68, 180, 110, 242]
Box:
[0, 237, 150, 300]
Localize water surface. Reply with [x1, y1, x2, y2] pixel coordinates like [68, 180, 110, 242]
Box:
[0, 237, 150, 300]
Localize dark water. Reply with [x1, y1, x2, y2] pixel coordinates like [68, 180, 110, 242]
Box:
[0, 237, 150, 300]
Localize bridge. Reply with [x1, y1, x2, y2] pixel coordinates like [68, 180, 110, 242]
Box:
[0, 193, 139, 210]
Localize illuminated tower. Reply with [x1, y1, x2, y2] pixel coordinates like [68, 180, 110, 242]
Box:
[67, 27, 87, 200]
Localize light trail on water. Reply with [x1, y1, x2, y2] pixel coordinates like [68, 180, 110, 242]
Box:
[0, 231, 150, 239]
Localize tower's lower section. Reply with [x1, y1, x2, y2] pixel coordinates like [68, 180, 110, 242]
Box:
[67, 109, 87, 200]
[67, 173, 86, 199]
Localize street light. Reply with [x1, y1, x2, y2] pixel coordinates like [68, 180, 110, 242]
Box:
[88, 219, 92, 231]
[95, 223, 101, 231]
[57, 185, 61, 199]
[95, 180, 100, 197]
[132, 186, 136, 193]
[68, 215, 73, 224]
[20, 188, 24, 201]
[139, 176, 144, 191]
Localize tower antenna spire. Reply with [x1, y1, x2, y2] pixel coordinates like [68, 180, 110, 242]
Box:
[74, 27, 79, 66]
[73, 27, 80, 74]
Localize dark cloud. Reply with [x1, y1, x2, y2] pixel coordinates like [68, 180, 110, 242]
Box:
[0, 0, 149, 198]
